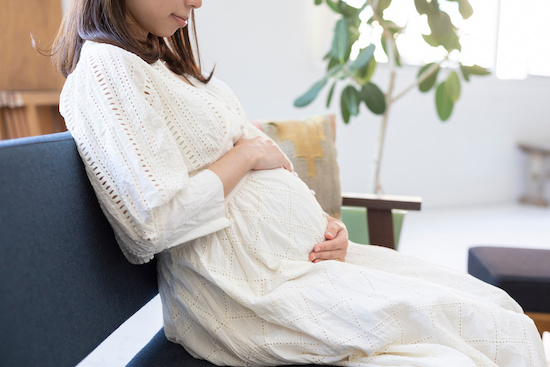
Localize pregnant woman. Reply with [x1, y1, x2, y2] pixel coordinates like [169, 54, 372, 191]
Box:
[54, 0, 546, 365]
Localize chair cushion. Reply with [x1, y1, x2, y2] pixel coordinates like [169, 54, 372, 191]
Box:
[255, 114, 342, 218]
[468, 246, 550, 313]
[128, 329, 330, 367]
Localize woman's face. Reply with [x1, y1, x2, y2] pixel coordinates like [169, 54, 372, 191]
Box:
[125, 0, 202, 39]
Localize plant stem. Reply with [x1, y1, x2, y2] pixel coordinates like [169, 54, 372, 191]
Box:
[373, 64, 396, 195]
[369, 0, 398, 195]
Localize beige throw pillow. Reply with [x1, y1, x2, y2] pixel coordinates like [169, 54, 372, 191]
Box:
[256, 114, 342, 218]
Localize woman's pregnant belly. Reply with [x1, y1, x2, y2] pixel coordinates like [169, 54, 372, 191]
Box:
[163, 168, 330, 322]
[225, 168, 327, 262]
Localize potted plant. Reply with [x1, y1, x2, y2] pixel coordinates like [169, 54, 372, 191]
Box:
[295, 0, 490, 194]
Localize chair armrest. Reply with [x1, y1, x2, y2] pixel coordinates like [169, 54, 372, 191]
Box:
[341, 193, 422, 249]
[341, 192, 422, 211]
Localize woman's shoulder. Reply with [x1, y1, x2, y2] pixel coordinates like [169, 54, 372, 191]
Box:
[66, 41, 157, 87]
[204, 75, 236, 97]
[79, 41, 146, 68]
[62, 41, 157, 100]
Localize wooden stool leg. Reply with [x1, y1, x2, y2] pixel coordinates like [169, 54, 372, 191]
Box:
[526, 312, 550, 336]
[521, 152, 549, 206]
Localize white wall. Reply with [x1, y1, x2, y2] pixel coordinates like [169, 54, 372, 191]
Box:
[196, 1, 550, 209]
[57, 0, 550, 209]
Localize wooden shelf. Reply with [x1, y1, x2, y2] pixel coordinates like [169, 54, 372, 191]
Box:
[0, 0, 65, 139]
[0, 90, 65, 140]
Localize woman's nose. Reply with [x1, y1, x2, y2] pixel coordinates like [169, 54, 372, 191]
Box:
[185, 0, 202, 9]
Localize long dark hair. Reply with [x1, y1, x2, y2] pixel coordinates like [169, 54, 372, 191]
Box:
[51, 0, 212, 82]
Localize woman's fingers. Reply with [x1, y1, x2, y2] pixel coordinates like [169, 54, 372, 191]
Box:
[236, 137, 292, 172]
[310, 216, 349, 263]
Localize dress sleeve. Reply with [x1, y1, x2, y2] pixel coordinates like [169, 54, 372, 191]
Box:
[60, 44, 230, 264]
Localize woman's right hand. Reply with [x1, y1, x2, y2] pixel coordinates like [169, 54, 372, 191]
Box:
[208, 136, 292, 197]
[234, 136, 293, 172]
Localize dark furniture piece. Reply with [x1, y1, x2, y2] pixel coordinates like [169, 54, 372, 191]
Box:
[342, 193, 421, 249]
[0, 131, 419, 366]
[468, 246, 550, 335]
[1, 132, 155, 367]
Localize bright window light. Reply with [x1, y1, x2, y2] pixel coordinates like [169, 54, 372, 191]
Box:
[342, 0, 549, 79]
[497, 0, 550, 79]
[346, 0, 497, 67]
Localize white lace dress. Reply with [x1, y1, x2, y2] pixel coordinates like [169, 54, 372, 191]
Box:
[60, 42, 546, 367]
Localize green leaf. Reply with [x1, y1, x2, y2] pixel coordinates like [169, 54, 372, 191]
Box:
[460, 64, 471, 81]
[360, 82, 386, 115]
[376, 0, 392, 13]
[458, 0, 473, 19]
[428, 10, 453, 34]
[326, 81, 337, 108]
[440, 31, 462, 52]
[331, 18, 350, 62]
[327, 56, 340, 71]
[446, 71, 461, 102]
[381, 36, 402, 67]
[339, 1, 363, 18]
[327, 63, 344, 77]
[353, 58, 377, 84]
[394, 42, 402, 67]
[435, 81, 454, 121]
[449, 0, 474, 19]
[424, 9, 461, 52]
[381, 35, 388, 56]
[427, 0, 441, 14]
[462, 64, 491, 76]
[314, 0, 323, 5]
[294, 78, 327, 107]
[422, 34, 439, 47]
[460, 64, 490, 82]
[418, 63, 440, 93]
[341, 93, 351, 123]
[349, 44, 375, 72]
[384, 20, 402, 35]
[423, 32, 461, 52]
[342, 85, 361, 117]
[326, 0, 342, 14]
[414, 0, 430, 14]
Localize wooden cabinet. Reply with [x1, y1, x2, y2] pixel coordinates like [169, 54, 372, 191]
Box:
[0, 0, 65, 139]
[0, 91, 65, 139]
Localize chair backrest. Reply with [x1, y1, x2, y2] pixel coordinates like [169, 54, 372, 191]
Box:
[0, 132, 158, 367]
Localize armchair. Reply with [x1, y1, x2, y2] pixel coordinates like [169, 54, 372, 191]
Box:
[253, 114, 421, 250]
[0, 116, 420, 366]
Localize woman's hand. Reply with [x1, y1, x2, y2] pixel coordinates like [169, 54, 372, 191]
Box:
[309, 215, 349, 263]
[234, 136, 292, 172]
[209, 136, 292, 197]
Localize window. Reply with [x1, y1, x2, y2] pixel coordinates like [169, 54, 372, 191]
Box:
[344, 0, 550, 79]
[496, 0, 550, 79]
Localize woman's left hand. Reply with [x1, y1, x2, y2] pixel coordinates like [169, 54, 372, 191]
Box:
[309, 215, 349, 263]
